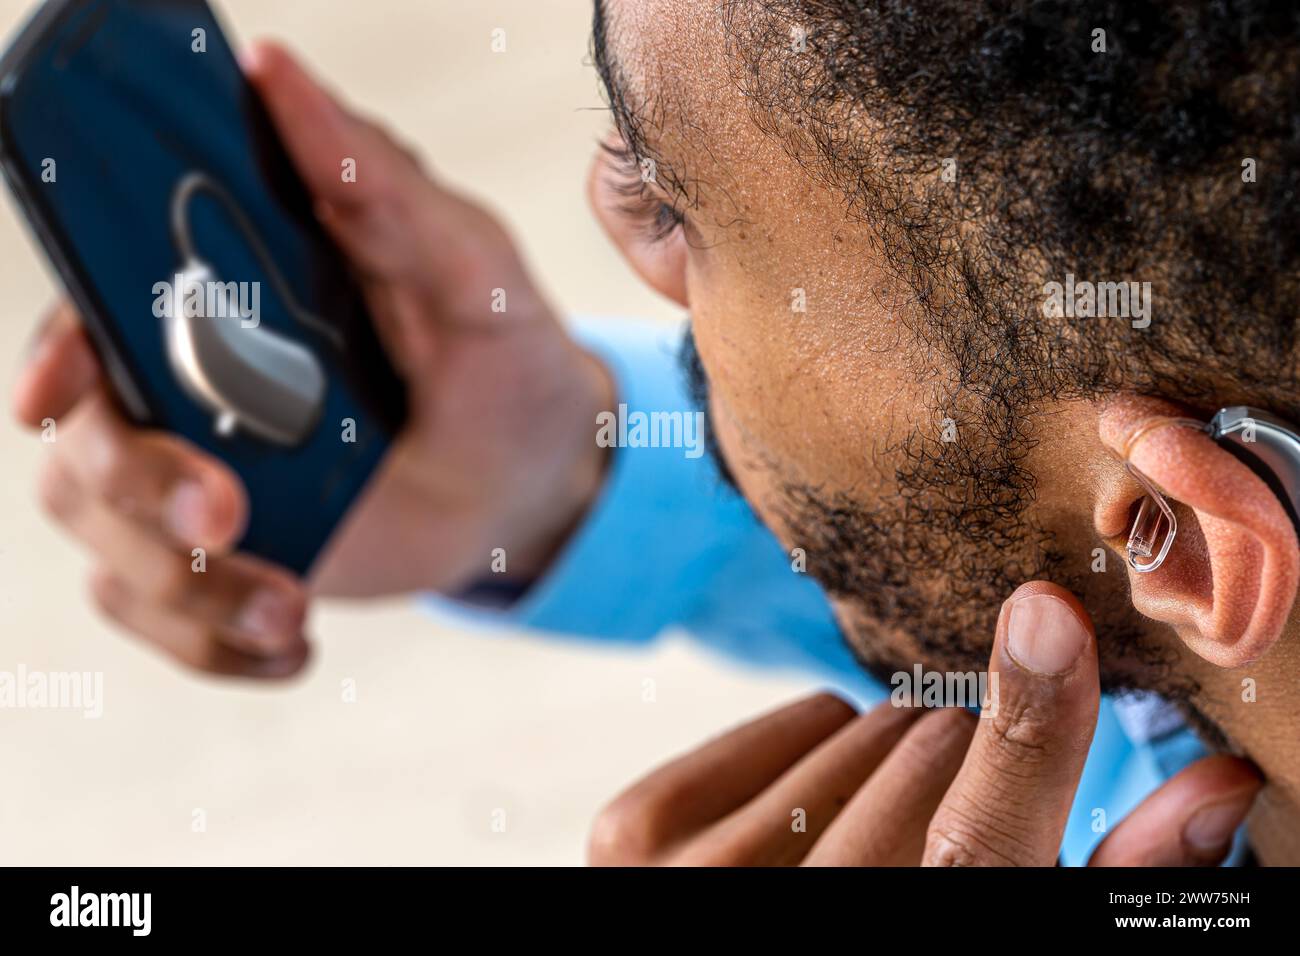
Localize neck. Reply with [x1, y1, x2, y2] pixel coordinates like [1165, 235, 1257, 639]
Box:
[1249, 785, 1300, 865]
[1200, 636, 1300, 865]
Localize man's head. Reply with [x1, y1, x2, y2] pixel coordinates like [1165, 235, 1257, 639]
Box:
[587, 0, 1300, 740]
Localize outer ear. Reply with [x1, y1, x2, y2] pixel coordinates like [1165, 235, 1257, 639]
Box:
[1096, 396, 1300, 667]
[586, 135, 690, 308]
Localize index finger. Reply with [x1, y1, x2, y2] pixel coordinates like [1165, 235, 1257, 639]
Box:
[923, 581, 1100, 866]
[12, 300, 100, 428]
[240, 41, 429, 275]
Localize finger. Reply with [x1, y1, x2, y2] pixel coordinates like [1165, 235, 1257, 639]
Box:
[242, 38, 522, 347]
[806, 707, 977, 866]
[241, 40, 430, 277]
[12, 301, 100, 428]
[1089, 755, 1263, 866]
[90, 569, 310, 680]
[924, 581, 1100, 866]
[673, 702, 920, 866]
[39, 460, 303, 657]
[588, 693, 857, 864]
[52, 389, 247, 551]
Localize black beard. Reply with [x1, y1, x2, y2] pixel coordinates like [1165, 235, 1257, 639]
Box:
[771, 392, 1193, 700]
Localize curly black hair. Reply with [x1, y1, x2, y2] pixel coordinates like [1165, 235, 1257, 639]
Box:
[727, 0, 1300, 422]
[690, 1, 1299, 704]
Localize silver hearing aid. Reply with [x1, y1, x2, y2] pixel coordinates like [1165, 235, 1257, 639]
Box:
[1208, 406, 1300, 530]
[1125, 406, 1300, 573]
[162, 171, 342, 447]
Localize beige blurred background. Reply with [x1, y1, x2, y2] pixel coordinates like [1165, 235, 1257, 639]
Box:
[0, 0, 817, 864]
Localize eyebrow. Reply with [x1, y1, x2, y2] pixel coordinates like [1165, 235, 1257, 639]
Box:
[591, 0, 655, 164]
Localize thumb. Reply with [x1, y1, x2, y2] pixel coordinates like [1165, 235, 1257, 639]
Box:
[924, 582, 1100, 866]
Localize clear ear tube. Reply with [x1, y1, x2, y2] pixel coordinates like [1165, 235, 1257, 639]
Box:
[1121, 417, 1208, 574]
[1125, 465, 1178, 573]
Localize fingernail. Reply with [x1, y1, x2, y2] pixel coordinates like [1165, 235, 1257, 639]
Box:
[234, 590, 298, 654]
[166, 481, 209, 543]
[1184, 798, 1251, 852]
[1006, 594, 1088, 675]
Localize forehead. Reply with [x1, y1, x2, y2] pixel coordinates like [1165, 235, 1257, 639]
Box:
[598, 0, 716, 96]
[597, 0, 761, 168]
[599, 1, 915, 473]
[596, 0, 837, 221]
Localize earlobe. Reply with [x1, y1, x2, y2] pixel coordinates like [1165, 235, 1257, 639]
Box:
[1096, 396, 1300, 667]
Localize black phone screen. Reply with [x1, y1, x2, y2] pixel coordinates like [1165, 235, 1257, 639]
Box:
[1, 0, 407, 573]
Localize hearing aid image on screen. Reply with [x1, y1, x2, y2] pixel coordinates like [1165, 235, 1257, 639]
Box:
[0, 0, 407, 571]
[159, 170, 335, 448]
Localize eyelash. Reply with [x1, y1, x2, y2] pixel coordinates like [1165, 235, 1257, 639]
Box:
[601, 140, 686, 244]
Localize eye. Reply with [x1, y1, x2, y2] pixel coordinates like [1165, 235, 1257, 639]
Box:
[599, 139, 686, 244]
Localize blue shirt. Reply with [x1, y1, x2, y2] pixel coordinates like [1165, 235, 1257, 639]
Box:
[429, 315, 1218, 866]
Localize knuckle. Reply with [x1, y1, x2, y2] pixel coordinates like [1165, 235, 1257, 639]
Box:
[370, 121, 427, 174]
[923, 827, 987, 868]
[146, 556, 198, 606]
[86, 433, 136, 501]
[87, 569, 130, 623]
[984, 695, 1060, 767]
[353, 128, 422, 203]
[37, 461, 79, 524]
[390, 136, 427, 175]
[922, 828, 981, 868]
[924, 812, 1021, 867]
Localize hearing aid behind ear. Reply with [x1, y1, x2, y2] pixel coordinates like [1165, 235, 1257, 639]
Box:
[1124, 406, 1300, 573]
[163, 172, 343, 447]
[1208, 406, 1300, 535]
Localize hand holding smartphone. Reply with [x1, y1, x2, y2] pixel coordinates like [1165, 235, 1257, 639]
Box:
[0, 0, 407, 575]
[4, 2, 614, 678]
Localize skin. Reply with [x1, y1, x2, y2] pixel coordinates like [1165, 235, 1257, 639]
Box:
[14, 43, 614, 675]
[583, 0, 1300, 863]
[591, 583, 1263, 866]
[10, 4, 1297, 861]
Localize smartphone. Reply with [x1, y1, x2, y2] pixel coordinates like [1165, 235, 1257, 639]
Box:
[0, 0, 408, 574]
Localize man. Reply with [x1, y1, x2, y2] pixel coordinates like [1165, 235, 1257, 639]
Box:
[578, 0, 1300, 865]
[12, 0, 1297, 863]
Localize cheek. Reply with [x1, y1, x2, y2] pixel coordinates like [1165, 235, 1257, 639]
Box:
[710, 396, 777, 514]
[687, 249, 918, 509]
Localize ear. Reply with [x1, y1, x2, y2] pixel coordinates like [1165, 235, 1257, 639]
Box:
[1096, 395, 1300, 667]
[586, 135, 689, 308]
